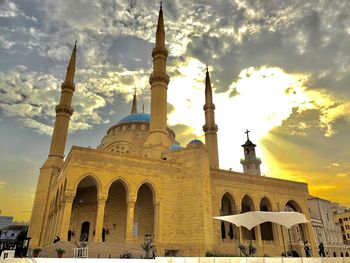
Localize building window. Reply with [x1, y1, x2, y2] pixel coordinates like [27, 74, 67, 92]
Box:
[344, 218, 348, 221]
[326, 213, 329, 221]
[345, 225, 350, 230]
[340, 218, 343, 223]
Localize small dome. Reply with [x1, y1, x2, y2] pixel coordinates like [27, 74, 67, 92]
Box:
[187, 139, 204, 147]
[171, 144, 183, 151]
[118, 113, 150, 124]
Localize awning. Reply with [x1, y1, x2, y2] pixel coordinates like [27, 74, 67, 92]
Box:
[214, 211, 309, 230]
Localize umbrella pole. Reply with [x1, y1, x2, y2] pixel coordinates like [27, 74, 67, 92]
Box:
[277, 203, 287, 257]
[281, 225, 287, 256]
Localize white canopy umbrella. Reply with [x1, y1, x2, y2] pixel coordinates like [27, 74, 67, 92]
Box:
[214, 211, 309, 230]
[214, 211, 309, 256]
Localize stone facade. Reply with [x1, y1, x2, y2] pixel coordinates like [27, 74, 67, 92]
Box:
[28, 5, 318, 258]
[308, 197, 350, 257]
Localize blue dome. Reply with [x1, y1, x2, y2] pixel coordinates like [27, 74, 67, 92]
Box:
[118, 113, 150, 124]
[171, 144, 183, 151]
[189, 139, 203, 144]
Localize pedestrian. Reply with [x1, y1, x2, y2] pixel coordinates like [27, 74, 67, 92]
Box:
[318, 242, 325, 257]
[53, 236, 60, 243]
[304, 240, 311, 257]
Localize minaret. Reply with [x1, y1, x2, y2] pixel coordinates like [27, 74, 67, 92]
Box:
[144, 3, 170, 147]
[28, 42, 77, 247]
[202, 67, 219, 168]
[46, 41, 77, 167]
[131, 89, 137, 114]
[240, 130, 261, 176]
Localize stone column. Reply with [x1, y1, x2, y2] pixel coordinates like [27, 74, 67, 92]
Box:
[256, 225, 262, 245]
[59, 192, 75, 240]
[44, 214, 53, 245]
[125, 199, 135, 242]
[236, 206, 243, 243]
[93, 194, 107, 242]
[153, 201, 160, 242]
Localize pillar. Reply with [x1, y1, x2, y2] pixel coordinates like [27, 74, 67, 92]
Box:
[59, 192, 75, 240]
[154, 201, 160, 242]
[125, 199, 135, 242]
[93, 194, 107, 242]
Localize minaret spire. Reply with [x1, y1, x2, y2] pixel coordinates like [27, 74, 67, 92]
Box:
[144, 3, 170, 147]
[131, 88, 137, 114]
[203, 67, 219, 168]
[47, 42, 77, 165]
[29, 42, 77, 248]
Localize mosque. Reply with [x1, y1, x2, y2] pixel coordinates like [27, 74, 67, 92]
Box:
[28, 4, 316, 257]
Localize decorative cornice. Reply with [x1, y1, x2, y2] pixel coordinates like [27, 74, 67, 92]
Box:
[55, 104, 74, 116]
[152, 47, 168, 58]
[61, 83, 75, 92]
[203, 104, 215, 111]
[149, 72, 170, 85]
[203, 124, 218, 133]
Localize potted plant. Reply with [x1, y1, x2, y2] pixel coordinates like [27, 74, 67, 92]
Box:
[55, 248, 65, 258]
[32, 248, 41, 258]
[141, 238, 154, 259]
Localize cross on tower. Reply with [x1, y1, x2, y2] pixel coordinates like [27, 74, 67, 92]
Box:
[244, 129, 250, 141]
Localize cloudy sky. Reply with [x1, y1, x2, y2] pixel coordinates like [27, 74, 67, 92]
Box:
[1, 0, 350, 221]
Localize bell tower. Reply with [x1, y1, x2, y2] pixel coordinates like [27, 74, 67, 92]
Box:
[240, 129, 261, 176]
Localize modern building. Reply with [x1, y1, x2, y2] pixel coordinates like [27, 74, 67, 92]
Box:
[28, 4, 316, 257]
[333, 203, 350, 246]
[307, 196, 350, 257]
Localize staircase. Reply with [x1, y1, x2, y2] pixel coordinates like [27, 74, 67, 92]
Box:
[38, 241, 145, 258]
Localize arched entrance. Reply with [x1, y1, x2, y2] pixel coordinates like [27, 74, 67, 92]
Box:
[241, 195, 256, 240]
[105, 180, 128, 242]
[220, 193, 237, 241]
[134, 183, 154, 240]
[345, 252, 349, 257]
[71, 176, 98, 242]
[80, 221, 90, 241]
[260, 197, 274, 241]
[334, 252, 337, 257]
[285, 200, 306, 242]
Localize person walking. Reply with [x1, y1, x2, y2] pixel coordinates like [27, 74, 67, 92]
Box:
[318, 242, 325, 257]
[304, 241, 311, 257]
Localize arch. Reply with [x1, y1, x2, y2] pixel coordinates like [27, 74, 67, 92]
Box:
[105, 180, 128, 242]
[74, 173, 102, 194]
[345, 252, 349, 257]
[80, 221, 90, 241]
[260, 197, 274, 241]
[341, 252, 344, 257]
[220, 192, 238, 240]
[285, 200, 307, 244]
[106, 177, 130, 200]
[241, 194, 256, 240]
[333, 252, 337, 257]
[284, 200, 303, 213]
[134, 180, 158, 203]
[134, 183, 155, 240]
[241, 194, 255, 212]
[70, 175, 99, 242]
